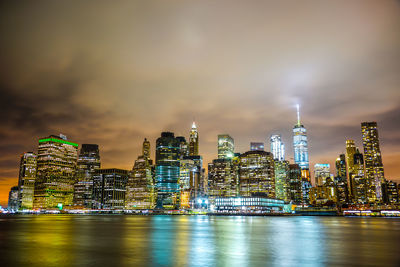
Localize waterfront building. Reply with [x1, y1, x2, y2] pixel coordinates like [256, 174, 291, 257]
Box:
[361, 122, 385, 202]
[270, 134, 285, 161]
[18, 152, 37, 210]
[250, 142, 264, 152]
[8, 186, 19, 211]
[33, 135, 78, 210]
[274, 160, 289, 201]
[293, 105, 309, 169]
[335, 154, 349, 204]
[288, 164, 302, 204]
[92, 168, 129, 210]
[213, 196, 285, 213]
[73, 144, 100, 208]
[218, 134, 234, 159]
[314, 164, 331, 186]
[189, 122, 199, 156]
[208, 158, 238, 201]
[238, 151, 275, 198]
[155, 132, 181, 209]
[125, 139, 155, 210]
[382, 180, 398, 204]
[350, 149, 367, 204]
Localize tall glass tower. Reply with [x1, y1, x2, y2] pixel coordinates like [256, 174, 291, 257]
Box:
[270, 134, 285, 161]
[155, 132, 181, 209]
[73, 144, 101, 208]
[18, 152, 37, 210]
[218, 134, 234, 159]
[361, 121, 385, 202]
[293, 105, 309, 170]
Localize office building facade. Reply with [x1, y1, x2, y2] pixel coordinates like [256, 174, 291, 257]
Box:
[18, 152, 37, 210]
[155, 132, 181, 209]
[218, 134, 234, 159]
[73, 144, 101, 208]
[238, 151, 275, 198]
[274, 160, 289, 201]
[33, 135, 78, 209]
[92, 168, 129, 210]
[361, 122, 385, 202]
[270, 134, 285, 161]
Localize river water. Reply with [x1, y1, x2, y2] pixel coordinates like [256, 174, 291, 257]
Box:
[0, 215, 399, 266]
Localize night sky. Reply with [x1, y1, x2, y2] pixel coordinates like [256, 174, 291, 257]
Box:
[1, 1, 400, 206]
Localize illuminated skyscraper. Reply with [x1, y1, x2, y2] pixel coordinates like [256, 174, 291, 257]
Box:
[218, 134, 234, 159]
[361, 122, 385, 202]
[155, 132, 181, 209]
[143, 138, 151, 160]
[250, 142, 264, 151]
[288, 164, 302, 204]
[335, 154, 349, 204]
[314, 164, 331, 186]
[270, 135, 285, 161]
[189, 122, 199, 156]
[293, 105, 309, 169]
[125, 139, 155, 210]
[208, 158, 238, 200]
[33, 135, 78, 210]
[179, 159, 195, 209]
[8, 186, 19, 211]
[18, 152, 37, 210]
[92, 168, 129, 210]
[73, 144, 100, 208]
[184, 155, 203, 207]
[345, 140, 357, 199]
[351, 150, 367, 204]
[274, 160, 289, 201]
[238, 151, 275, 198]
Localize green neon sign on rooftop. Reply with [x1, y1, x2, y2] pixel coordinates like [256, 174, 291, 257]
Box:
[39, 138, 79, 147]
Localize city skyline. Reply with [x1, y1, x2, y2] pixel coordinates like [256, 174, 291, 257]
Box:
[1, 1, 400, 206]
[2, 117, 396, 207]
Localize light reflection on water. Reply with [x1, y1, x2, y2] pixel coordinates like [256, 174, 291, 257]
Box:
[1, 215, 400, 266]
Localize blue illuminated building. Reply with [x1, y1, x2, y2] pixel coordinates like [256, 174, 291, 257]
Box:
[155, 132, 181, 209]
[293, 105, 309, 170]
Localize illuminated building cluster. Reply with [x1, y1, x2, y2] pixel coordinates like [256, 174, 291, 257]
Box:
[5, 114, 400, 213]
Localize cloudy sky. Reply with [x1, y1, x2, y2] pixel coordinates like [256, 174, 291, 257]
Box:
[1, 0, 399, 206]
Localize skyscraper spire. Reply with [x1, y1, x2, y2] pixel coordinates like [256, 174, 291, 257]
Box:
[293, 104, 309, 170]
[189, 121, 199, 156]
[296, 104, 301, 126]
